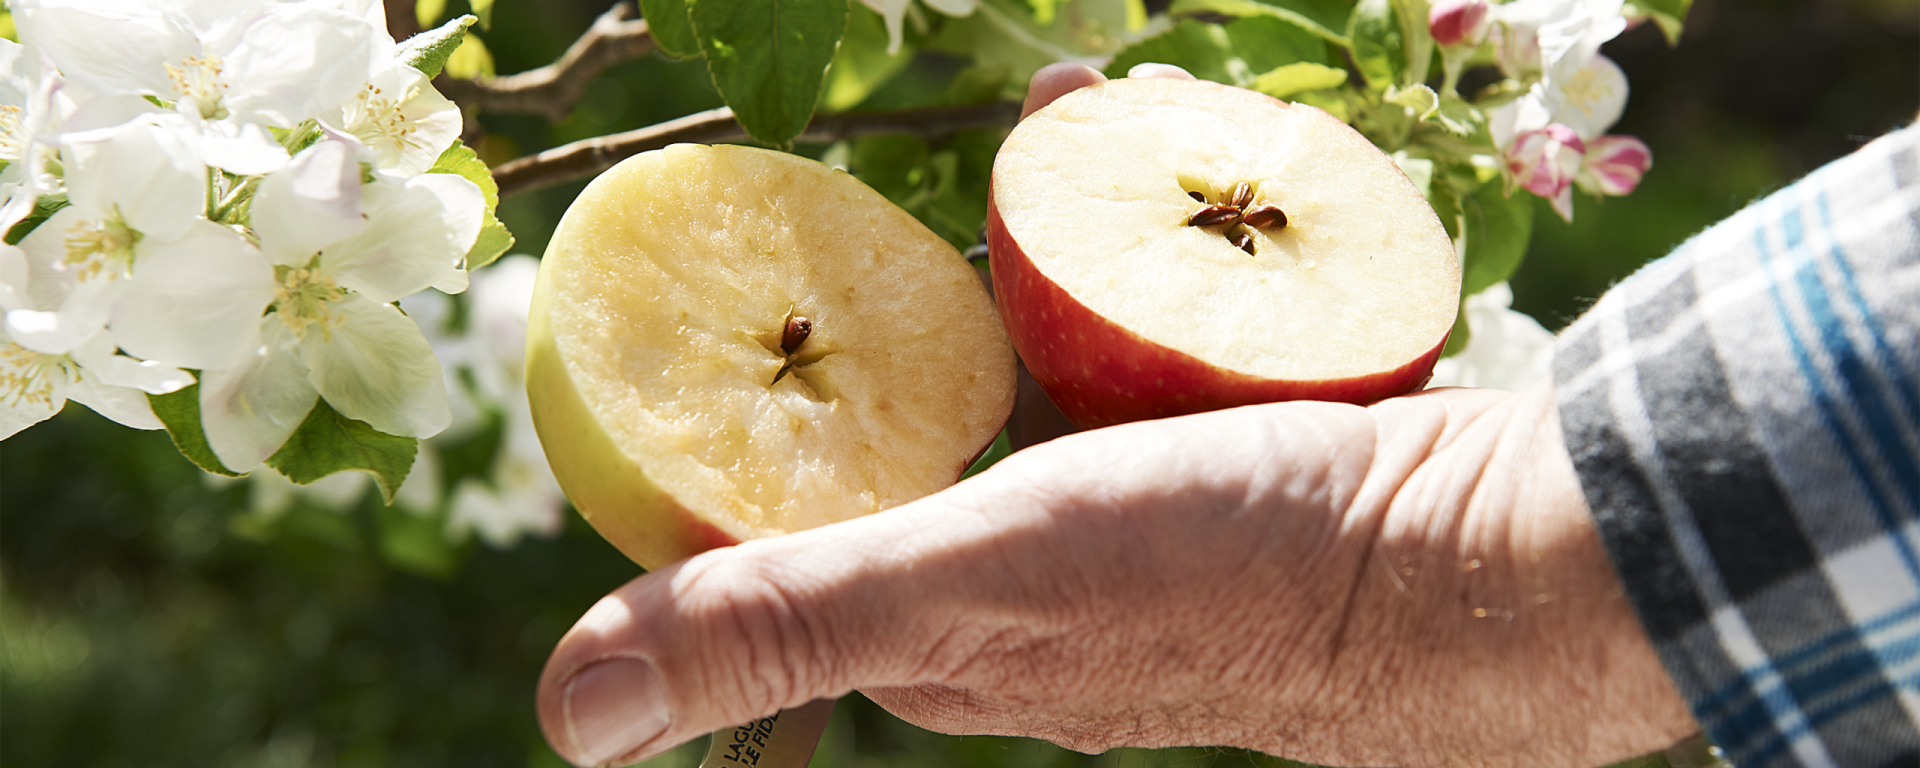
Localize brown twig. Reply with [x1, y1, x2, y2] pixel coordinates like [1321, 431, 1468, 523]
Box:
[435, 2, 655, 122]
[493, 101, 1024, 199]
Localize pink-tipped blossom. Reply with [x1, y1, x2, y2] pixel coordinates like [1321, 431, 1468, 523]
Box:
[1430, 0, 1492, 47]
[1507, 123, 1586, 222]
[1578, 134, 1652, 196]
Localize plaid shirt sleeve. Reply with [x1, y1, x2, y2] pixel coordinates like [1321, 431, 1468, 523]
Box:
[1552, 125, 1920, 768]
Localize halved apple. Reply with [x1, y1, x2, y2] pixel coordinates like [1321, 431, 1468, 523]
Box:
[987, 77, 1460, 428]
[527, 144, 1017, 570]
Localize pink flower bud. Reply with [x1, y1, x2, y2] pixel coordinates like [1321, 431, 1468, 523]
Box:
[1506, 123, 1586, 222]
[1429, 0, 1491, 47]
[1578, 135, 1653, 197]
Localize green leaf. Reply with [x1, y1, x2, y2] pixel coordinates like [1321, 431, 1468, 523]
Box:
[414, 0, 448, 28]
[1166, 0, 1351, 46]
[1459, 181, 1533, 297]
[397, 14, 476, 79]
[148, 381, 241, 477]
[266, 400, 418, 506]
[644, 0, 705, 59]
[1028, 0, 1060, 24]
[1346, 0, 1401, 91]
[1440, 302, 1470, 357]
[1388, 0, 1431, 86]
[924, 0, 1134, 92]
[466, 217, 514, 271]
[469, 0, 495, 29]
[690, 0, 849, 149]
[821, 1, 911, 111]
[1624, 0, 1691, 45]
[960, 429, 1012, 479]
[443, 32, 495, 80]
[428, 140, 514, 270]
[1104, 16, 1331, 86]
[5, 193, 68, 245]
[1385, 82, 1439, 120]
[1248, 61, 1348, 98]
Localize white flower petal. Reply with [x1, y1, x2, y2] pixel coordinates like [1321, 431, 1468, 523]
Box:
[68, 332, 192, 394]
[336, 65, 462, 177]
[1544, 53, 1627, 140]
[299, 293, 449, 438]
[14, 0, 192, 100]
[922, 0, 978, 18]
[224, 6, 378, 126]
[112, 220, 277, 370]
[200, 319, 318, 471]
[0, 243, 28, 312]
[0, 337, 68, 438]
[251, 138, 367, 266]
[324, 174, 481, 303]
[857, 0, 913, 55]
[184, 119, 290, 175]
[65, 371, 164, 429]
[62, 114, 206, 242]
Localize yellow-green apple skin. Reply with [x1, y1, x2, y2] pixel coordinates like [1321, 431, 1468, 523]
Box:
[987, 78, 1461, 429]
[528, 144, 1017, 571]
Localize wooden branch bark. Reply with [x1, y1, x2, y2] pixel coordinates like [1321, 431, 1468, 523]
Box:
[493, 101, 1023, 200]
[435, 2, 655, 122]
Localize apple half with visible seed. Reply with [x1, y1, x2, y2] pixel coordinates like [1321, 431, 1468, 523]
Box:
[527, 144, 1017, 570]
[987, 77, 1460, 429]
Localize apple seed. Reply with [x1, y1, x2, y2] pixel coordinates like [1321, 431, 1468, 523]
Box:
[1188, 205, 1243, 228]
[1230, 182, 1253, 209]
[1231, 232, 1255, 255]
[1243, 205, 1288, 230]
[1188, 190, 1207, 203]
[782, 316, 813, 355]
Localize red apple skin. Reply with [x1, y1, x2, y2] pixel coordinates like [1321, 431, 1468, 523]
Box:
[985, 203, 1447, 430]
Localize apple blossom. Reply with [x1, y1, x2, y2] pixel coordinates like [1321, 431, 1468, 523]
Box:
[1430, 0, 1492, 47]
[7, 114, 274, 365]
[1506, 122, 1585, 222]
[328, 62, 461, 178]
[193, 138, 482, 471]
[1578, 133, 1652, 196]
[0, 327, 191, 438]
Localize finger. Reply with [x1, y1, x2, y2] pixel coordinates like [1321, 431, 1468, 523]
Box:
[536, 471, 1045, 767]
[1020, 62, 1106, 119]
[1124, 62, 1196, 80]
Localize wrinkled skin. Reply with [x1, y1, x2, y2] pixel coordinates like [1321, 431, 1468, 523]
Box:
[534, 64, 1698, 768]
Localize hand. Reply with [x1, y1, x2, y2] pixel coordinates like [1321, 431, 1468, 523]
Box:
[534, 65, 1699, 768]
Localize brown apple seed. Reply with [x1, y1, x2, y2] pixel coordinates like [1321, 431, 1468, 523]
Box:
[1232, 232, 1255, 255]
[1230, 182, 1253, 209]
[1188, 205, 1242, 227]
[781, 316, 812, 355]
[1243, 205, 1288, 230]
[1188, 190, 1207, 203]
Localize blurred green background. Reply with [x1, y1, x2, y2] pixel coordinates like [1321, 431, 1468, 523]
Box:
[3, 0, 1915, 766]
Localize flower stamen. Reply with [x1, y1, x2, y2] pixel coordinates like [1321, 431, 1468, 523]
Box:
[165, 54, 231, 120]
[273, 266, 348, 339]
[64, 212, 142, 282]
[0, 341, 74, 408]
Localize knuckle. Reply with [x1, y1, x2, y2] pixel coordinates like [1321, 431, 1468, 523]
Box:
[675, 554, 835, 713]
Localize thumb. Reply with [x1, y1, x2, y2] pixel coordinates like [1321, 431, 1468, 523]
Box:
[534, 490, 1016, 767]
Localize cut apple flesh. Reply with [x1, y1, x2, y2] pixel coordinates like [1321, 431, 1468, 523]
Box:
[528, 144, 1016, 570]
[988, 77, 1461, 426]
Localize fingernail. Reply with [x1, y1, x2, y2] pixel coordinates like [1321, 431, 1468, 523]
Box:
[563, 658, 671, 767]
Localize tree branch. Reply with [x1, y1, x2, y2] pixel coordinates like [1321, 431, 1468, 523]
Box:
[493, 101, 1023, 200]
[435, 2, 655, 122]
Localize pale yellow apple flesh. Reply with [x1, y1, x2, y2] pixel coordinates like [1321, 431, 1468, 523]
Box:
[528, 144, 1017, 570]
[990, 78, 1460, 426]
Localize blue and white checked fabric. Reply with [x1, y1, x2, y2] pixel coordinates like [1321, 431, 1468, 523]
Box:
[1553, 125, 1920, 768]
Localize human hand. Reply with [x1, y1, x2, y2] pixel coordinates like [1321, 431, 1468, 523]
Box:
[534, 65, 1698, 768]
